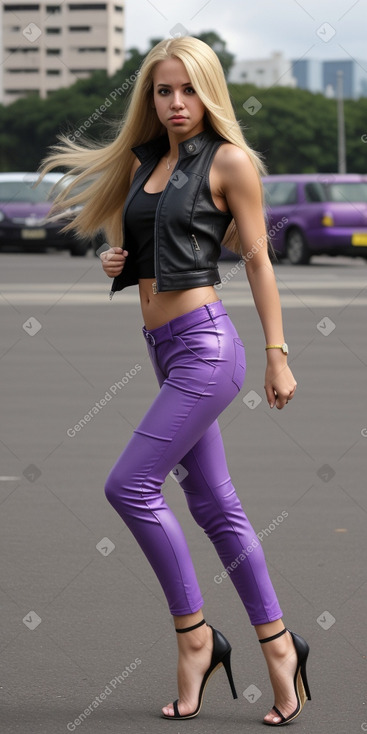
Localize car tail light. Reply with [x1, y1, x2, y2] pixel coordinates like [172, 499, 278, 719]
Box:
[321, 212, 334, 226]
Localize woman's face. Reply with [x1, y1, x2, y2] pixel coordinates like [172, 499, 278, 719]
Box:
[152, 57, 206, 139]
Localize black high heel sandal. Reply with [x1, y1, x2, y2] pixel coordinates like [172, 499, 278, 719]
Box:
[259, 627, 311, 727]
[162, 618, 238, 720]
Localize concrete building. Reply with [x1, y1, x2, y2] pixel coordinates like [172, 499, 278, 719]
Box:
[291, 59, 323, 94]
[228, 52, 297, 88]
[0, 0, 125, 105]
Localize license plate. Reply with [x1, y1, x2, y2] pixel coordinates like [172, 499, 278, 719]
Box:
[21, 228, 46, 239]
[351, 233, 367, 246]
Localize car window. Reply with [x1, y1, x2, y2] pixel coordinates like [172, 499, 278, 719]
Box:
[0, 180, 54, 203]
[327, 183, 367, 203]
[305, 183, 327, 202]
[263, 182, 298, 206]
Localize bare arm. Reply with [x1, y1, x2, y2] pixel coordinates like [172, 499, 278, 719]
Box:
[218, 145, 297, 409]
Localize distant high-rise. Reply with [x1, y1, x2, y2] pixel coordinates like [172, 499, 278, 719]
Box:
[0, 0, 125, 105]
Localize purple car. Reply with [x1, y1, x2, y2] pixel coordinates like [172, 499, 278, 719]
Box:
[262, 173, 367, 264]
[0, 172, 92, 256]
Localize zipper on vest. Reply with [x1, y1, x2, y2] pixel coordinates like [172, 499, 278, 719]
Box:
[191, 234, 200, 250]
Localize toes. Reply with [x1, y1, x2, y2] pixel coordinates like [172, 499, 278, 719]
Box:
[162, 704, 174, 717]
[264, 709, 282, 724]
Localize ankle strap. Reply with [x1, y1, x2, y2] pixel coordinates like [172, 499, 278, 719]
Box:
[175, 618, 206, 634]
[259, 627, 287, 644]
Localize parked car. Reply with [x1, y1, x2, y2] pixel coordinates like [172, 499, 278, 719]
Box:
[262, 173, 367, 264]
[0, 172, 92, 256]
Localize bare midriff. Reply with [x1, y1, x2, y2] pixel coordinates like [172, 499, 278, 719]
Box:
[138, 278, 220, 330]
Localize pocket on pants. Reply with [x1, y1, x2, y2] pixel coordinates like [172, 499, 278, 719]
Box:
[232, 338, 246, 390]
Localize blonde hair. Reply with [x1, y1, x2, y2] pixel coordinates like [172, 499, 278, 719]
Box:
[39, 36, 266, 254]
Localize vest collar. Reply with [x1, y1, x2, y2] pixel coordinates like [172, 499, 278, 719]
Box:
[131, 128, 219, 163]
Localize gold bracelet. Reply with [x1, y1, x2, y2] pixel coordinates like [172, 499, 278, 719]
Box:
[265, 343, 288, 355]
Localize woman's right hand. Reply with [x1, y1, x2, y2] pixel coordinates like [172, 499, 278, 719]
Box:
[100, 247, 128, 278]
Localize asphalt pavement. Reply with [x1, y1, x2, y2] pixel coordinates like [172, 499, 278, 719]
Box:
[1, 250, 366, 734]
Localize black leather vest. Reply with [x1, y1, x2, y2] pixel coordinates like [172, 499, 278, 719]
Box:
[109, 129, 232, 296]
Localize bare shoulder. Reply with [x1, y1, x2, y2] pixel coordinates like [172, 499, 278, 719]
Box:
[213, 143, 260, 190]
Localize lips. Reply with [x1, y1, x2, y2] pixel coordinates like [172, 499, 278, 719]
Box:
[169, 115, 187, 120]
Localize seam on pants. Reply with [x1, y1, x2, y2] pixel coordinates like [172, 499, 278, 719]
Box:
[135, 360, 218, 614]
[188, 442, 278, 624]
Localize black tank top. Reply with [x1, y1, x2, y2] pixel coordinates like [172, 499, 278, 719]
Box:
[124, 186, 160, 278]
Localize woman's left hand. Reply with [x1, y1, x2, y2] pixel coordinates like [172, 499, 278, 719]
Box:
[264, 361, 297, 410]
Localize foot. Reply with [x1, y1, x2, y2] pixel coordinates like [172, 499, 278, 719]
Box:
[261, 629, 298, 725]
[162, 622, 213, 718]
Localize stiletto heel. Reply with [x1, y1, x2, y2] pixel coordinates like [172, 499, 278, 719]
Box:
[162, 618, 238, 720]
[259, 627, 311, 727]
[221, 648, 238, 700]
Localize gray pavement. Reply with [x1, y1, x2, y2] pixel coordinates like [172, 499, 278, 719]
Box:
[1, 250, 366, 734]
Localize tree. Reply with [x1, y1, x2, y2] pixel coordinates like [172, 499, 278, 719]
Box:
[195, 31, 235, 79]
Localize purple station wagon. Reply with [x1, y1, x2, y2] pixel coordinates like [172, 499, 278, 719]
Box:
[262, 174, 367, 264]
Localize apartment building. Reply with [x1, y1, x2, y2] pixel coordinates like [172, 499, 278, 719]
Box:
[0, 0, 125, 104]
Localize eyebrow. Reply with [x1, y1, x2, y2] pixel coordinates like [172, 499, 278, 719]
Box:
[156, 82, 193, 88]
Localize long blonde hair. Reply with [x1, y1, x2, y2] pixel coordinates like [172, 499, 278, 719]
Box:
[39, 36, 266, 254]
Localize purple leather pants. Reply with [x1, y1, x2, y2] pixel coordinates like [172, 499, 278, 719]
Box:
[105, 300, 282, 624]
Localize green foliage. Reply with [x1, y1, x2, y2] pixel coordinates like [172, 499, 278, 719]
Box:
[0, 35, 366, 174]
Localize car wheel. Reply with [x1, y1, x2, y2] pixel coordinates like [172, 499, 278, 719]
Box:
[286, 228, 311, 265]
[70, 240, 89, 257]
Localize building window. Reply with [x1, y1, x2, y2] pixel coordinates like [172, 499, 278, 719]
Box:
[68, 26, 91, 31]
[114, 48, 122, 54]
[77, 47, 106, 52]
[46, 5, 62, 12]
[46, 27, 61, 33]
[10, 26, 21, 31]
[4, 4, 39, 9]
[114, 4, 123, 10]
[114, 26, 123, 32]
[68, 3, 107, 8]
[7, 68, 39, 73]
[47, 48, 61, 55]
[6, 47, 38, 53]
[47, 69, 61, 75]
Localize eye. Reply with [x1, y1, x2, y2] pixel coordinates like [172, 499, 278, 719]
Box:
[157, 88, 170, 95]
[185, 86, 195, 94]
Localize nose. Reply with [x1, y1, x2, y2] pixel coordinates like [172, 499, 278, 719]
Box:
[171, 91, 185, 109]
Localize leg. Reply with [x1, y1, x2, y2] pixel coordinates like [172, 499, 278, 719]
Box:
[105, 312, 244, 615]
[175, 423, 307, 724]
[178, 420, 283, 624]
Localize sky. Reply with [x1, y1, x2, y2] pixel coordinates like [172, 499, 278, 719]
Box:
[124, 0, 367, 64]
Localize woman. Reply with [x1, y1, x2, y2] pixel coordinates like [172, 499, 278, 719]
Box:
[40, 36, 311, 726]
